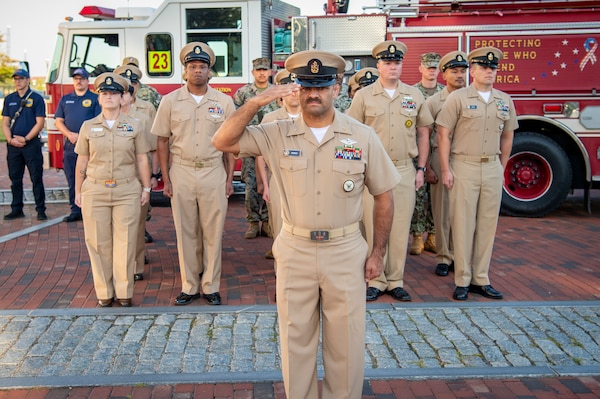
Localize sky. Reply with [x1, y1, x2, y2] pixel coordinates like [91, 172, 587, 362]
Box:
[0, 0, 374, 78]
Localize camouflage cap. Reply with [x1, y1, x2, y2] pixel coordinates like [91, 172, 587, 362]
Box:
[114, 64, 143, 83]
[179, 42, 215, 67]
[354, 67, 379, 88]
[94, 72, 129, 93]
[420, 52, 441, 68]
[439, 51, 469, 72]
[285, 50, 345, 88]
[252, 57, 271, 70]
[274, 69, 294, 84]
[468, 46, 502, 69]
[372, 40, 407, 61]
[122, 56, 139, 67]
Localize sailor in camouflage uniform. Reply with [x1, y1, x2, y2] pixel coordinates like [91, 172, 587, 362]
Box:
[233, 58, 279, 239]
[410, 52, 445, 255]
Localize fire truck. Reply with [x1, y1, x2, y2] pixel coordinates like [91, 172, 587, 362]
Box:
[45, 0, 600, 216]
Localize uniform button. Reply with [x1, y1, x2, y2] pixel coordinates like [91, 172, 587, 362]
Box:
[317, 212, 321, 216]
[317, 169, 321, 173]
[317, 191, 321, 195]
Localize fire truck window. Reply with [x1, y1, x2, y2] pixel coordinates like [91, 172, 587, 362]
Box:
[48, 34, 64, 84]
[146, 34, 173, 77]
[70, 34, 120, 78]
[186, 7, 243, 78]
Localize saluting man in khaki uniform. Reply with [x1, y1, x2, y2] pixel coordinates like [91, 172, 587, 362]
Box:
[426, 51, 469, 277]
[436, 47, 517, 301]
[212, 50, 400, 399]
[347, 40, 434, 302]
[75, 73, 151, 308]
[152, 42, 235, 306]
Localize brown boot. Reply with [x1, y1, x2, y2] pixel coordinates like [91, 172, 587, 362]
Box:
[409, 234, 423, 255]
[261, 222, 273, 238]
[424, 233, 436, 253]
[245, 222, 260, 239]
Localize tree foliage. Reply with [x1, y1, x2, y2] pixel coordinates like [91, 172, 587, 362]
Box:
[0, 34, 17, 84]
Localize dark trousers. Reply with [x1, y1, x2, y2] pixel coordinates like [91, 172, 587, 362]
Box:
[63, 141, 80, 215]
[6, 139, 46, 214]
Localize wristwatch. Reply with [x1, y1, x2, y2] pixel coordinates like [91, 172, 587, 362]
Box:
[416, 166, 427, 173]
[142, 187, 152, 193]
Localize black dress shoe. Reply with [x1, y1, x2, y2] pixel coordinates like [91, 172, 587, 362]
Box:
[4, 210, 25, 220]
[118, 298, 132, 307]
[387, 287, 412, 301]
[63, 213, 82, 223]
[435, 263, 450, 276]
[37, 212, 48, 221]
[366, 287, 383, 301]
[144, 255, 149, 264]
[97, 298, 113, 307]
[134, 273, 144, 281]
[174, 292, 201, 305]
[453, 286, 469, 301]
[144, 230, 153, 243]
[203, 292, 222, 305]
[469, 284, 503, 299]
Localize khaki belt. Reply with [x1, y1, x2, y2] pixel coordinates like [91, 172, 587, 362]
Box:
[453, 154, 499, 163]
[173, 156, 221, 169]
[391, 159, 410, 166]
[282, 222, 360, 242]
[86, 177, 136, 188]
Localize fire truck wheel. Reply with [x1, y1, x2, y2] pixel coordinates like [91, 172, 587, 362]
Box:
[501, 132, 572, 217]
[150, 191, 171, 207]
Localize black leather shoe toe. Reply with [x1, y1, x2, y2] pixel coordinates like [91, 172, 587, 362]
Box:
[366, 287, 383, 301]
[453, 286, 469, 300]
[144, 230, 153, 243]
[4, 210, 25, 220]
[37, 212, 48, 221]
[388, 287, 412, 301]
[134, 273, 144, 281]
[174, 292, 201, 305]
[435, 263, 449, 276]
[203, 292, 222, 305]
[63, 213, 82, 223]
[469, 284, 503, 299]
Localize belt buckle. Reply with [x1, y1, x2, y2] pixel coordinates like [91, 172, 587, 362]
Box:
[194, 161, 204, 168]
[104, 180, 116, 188]
[310, 230, 330, 241]
[480, 156, 489, 163]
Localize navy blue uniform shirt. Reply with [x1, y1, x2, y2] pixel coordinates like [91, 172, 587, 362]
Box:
[55, 89, 101, 133]
[2, 89, 46, 136]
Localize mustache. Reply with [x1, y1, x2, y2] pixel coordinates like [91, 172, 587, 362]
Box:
[306, 98, 322, 104]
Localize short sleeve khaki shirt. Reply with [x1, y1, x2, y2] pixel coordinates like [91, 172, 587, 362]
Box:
[425, 87, 451, 150]
[238, 111, 401, 230]
[346, 79, 434, 160]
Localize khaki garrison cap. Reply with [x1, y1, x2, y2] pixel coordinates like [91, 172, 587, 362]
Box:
[420, 52, 441, 68]
[252, 58, 271, 70]
[274, 69, 295, 84]
[372, 40, 407, 61]
[354, 67, 379, 88]
[439, 51, 469, 72]
[285, 50, 345, 88]
[468, 46, 502, 69]
[114, 64, 143, 83]
[95, 72, 129, 93]
[122, 56, 139, 67]
[180, 42, 215, 67]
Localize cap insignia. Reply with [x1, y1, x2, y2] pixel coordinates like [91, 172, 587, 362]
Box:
[389, 44, 396, 54]
[105, 77, 113, 85]
[457, 55, 463, 62]
[366, 71, 372, 79]
[487, 52, 494, 61]
[309, 59, 321, 74]
[126, 70, 132, 78]
[194, 46, 202, 55]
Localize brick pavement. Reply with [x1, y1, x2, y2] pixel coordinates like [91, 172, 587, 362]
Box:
[1, 144, 600, 398]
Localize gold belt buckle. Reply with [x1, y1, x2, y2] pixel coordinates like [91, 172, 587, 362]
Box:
[194, 161, 204, 168]
[480, 156, 489, 163]
[310, 230, 330, 241]
[104, 180, 116, 188]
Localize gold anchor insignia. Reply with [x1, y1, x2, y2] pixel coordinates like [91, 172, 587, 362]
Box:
[389, 44, 396, 54]
[487, 52, 494, 60]
[310, 60, 319, 74]
[194, 46, 201, 54]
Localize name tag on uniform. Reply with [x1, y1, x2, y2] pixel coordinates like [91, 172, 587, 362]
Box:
[467, 105, 478, 109]
[92, 128, 103, 132]
[283, 149, 301, 157]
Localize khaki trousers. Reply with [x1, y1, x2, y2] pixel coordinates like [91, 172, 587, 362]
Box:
[170, 162, 227, 295]
[81, 178, 140, 300]
[364, 163, 415, 290]
[273, 229, 368, 399]
[429, 151, 453, 265]
[449, 159, 503, 287]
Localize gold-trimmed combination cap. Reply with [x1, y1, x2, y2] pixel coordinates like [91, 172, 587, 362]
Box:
[274, 69, 294, 84]
[439, 51, 469, 72]
[94, 72, 129, 93]
[252, 57, 271, 70]
[114, 65, 142, 83]
[420, 52, 441, 68]
[179, 42, 215, 67]
[372, 40, 407, 61]
[285, 50, 345, 88]
[347, 73, 359, 92]
[122, 56, 139, 67]
[354, 67, 379, 88]
[468, 46, 502, 69]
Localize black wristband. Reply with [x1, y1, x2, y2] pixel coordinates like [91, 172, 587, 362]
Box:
[151, 172, 162, 179]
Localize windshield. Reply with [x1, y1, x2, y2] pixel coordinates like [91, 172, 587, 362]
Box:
[47, 34, 64, 84]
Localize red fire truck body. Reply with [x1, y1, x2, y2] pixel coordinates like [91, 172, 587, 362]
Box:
[45, 0, 600, 216]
